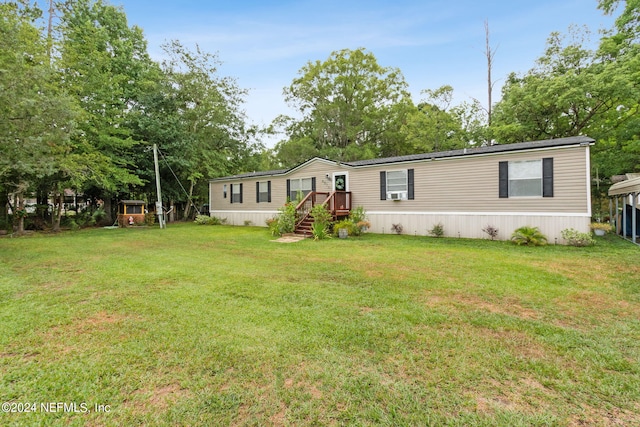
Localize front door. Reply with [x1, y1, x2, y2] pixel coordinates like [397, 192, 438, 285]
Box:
[333, 173, 348, 211]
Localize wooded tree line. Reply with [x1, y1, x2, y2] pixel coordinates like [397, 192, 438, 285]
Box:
[1, 0, 638, 233]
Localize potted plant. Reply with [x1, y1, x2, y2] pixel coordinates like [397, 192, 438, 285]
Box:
[590, 222, 612, 236]
[333, 220, 352, 239]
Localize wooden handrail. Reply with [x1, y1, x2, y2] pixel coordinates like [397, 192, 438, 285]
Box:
[320, 190, 336, 207]
[294, 191, 314, 211]
[294, 191, 352, 233]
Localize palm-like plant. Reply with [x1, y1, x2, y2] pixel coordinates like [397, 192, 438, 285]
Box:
[511, 226, 548, 246]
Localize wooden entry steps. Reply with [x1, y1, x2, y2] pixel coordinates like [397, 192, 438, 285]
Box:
[293, 191, 352, 236]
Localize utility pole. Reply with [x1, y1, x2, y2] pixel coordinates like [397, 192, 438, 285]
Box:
[153, 144, 165, 229]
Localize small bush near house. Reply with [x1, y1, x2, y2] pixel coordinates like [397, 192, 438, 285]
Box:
[145, 213, 155, 226]
[330, 206, 370, 237]
[482, 224, 499, 240]
[590, 222, 612, 233]
[194, 214, 214, 225]
[561, 228, 595, 247]
[350, 206, 367, 224]
[310, 204, 332, 240]
[429, 222, 445, 238]
[356, 220, 371, 233]
[267, 202, 297, 236]
[511, 226, 548, 246]
[92, 208, 107, 225]
[194, 215, 226, 225]
[311, 221, 331, 240]
[333, 219, 354, 237]
[391, 223, 403, 235]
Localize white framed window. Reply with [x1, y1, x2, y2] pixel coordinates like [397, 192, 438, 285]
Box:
[387, 170, 408, 200]
[289, 177, 313, 201]
[231, 183, 242, 203]
[257, 181, 270, 203]
[509, 160, 542, 197]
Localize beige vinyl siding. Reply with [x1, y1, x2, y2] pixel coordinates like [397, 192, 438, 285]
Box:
[350, 146, 589, 214]
[209, 159, 352, 213]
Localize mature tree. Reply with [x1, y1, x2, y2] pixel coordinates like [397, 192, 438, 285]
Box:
[56, 0, 155, 222]
[131, 41, 259, 219]
[276, 48, 414, 165]
[0, 1, 78, 234]
[599, 0, 640, 41]
[491, 27, 634, 144]
[402, 85, 469, 153]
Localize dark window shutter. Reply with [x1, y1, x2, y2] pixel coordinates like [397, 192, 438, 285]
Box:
[256, 182, 260, 203]
[380, 171, 387, 200]
[499, 161, 509, 198]
[267, 181, 271, 203]
[230, 184, 234, 204]
[311, 177, 316, 191]
[286, 179, 290, 200]
[407, 169, 414, 200]
[543, 158, 554, 197]
[239, 183, 243, 204]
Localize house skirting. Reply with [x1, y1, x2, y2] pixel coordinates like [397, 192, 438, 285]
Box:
[210, 210, 278, 227]
[366, 211, 590, 242]
[211, 209, 590, 243]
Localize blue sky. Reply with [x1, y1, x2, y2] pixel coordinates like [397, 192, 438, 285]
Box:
[114, 0, 616, 146]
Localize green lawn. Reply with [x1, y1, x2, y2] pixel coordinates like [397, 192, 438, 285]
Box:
[0, 224, 638, 426]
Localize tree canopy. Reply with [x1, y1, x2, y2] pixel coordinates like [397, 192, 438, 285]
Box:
[274, 48, 416, 166]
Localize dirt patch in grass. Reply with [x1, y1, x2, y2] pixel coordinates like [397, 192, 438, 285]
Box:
[530, 258, 612, 286]
[422, 291, 540, 320]
[124, 383, 192, 414]
[567, 402, 640, 426]
[41, 311, 142, 355]
[470, 376, 565, 420]
[556, 291, 640, 319]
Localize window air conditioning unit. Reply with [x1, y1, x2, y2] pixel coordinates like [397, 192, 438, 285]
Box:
[387, 191, 407, 200]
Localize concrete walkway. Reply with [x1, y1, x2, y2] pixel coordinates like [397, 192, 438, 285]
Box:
[271, 234, 307, 243]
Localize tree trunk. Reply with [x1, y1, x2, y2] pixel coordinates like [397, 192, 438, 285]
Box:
[103, 197, 113, 225]
[52, 191, 63, 232]
[484, 20, 497, 129]
[1, 189, 9, 227]
[15, 192, 25, 236]
[182, 181, 195, 221]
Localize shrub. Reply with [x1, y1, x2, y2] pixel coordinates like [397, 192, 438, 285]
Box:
[268, 202, 297, 236]
[562, 228, 595, 247]
[348, 207, 369, 236]
[330, 206, 369, 237]
[92, 208, 107, 225]
[511, 226, 547, 246]
[244, 220, 253, 226]
[311, 221, 331, 240]
[429, 222, 444, 238]
[350, 206, 367, 224]
[482, 224, 499, 240]
[333, 219, 354, 237]
[310, 204, 332, 240]
[145, 213, 156, 226]
[194, 215, 226, 225]
[194, 214, 214, 225]
[356, 220, 371, 233]
[311, 204, 332, 226]
[391, 223, 403, 235]
[590, 222, 612, 232]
